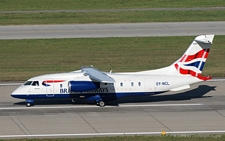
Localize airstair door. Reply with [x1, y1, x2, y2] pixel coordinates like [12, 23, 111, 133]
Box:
[45, 79, 54, 97]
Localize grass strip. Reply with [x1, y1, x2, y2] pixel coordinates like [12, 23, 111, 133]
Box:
[1, 10, 225, 25]
[0, 36, 224, 81]
[0, 0, 224, 11]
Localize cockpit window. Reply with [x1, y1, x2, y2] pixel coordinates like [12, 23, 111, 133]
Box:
[24, 81, 32, 85]
[32, 81, 39, 86]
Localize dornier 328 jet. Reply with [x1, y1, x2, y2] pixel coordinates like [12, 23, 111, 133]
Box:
[11, 35, 214, 107]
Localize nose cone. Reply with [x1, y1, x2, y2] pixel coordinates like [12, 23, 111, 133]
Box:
[11, 89, 19, 98]
[11, 85, 24, 99]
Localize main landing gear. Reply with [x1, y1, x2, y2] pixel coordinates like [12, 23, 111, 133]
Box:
[97, 100, 105, 107]
[71, 99, 76, 103]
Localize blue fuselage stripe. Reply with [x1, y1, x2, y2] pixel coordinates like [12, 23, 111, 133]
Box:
[11, 91, 165, 102]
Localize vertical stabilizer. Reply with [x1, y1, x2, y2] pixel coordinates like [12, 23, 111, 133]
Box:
[174, 35, 214, 81]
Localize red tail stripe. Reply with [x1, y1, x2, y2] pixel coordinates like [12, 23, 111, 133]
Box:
[203, 49, 210, 58]
[182, 49, 209, 62]
[180, 54, 186, 62]
[174, 63, 211, 81]
[197, 74, 212, 81]
[174, 63, 179, 69]
[179, 66, 189, 74]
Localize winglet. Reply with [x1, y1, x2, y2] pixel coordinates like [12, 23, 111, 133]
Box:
[81, 66, 115, 83]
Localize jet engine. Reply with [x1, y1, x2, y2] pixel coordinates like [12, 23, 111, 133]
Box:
[68, 81, 100, 93]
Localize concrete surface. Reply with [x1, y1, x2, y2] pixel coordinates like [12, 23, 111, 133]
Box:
[0, 80, 225, 138]
[0, 22, 225, 39]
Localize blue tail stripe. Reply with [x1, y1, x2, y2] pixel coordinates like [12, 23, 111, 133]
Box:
[194, 61, 201, 68]
[199, 62, 205, 71]
[184, 61, 201, 68]
[184, 61, 206, 72]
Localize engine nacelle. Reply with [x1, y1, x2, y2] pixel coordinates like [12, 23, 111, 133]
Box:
[68, 81, 100, 93]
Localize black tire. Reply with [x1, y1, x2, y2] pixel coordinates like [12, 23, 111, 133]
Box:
[99, 101, 105, 107]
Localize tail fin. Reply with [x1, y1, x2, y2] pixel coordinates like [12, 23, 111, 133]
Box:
[174, 34, 214, 81]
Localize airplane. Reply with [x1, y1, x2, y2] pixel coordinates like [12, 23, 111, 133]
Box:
[11, 34, 214, 107]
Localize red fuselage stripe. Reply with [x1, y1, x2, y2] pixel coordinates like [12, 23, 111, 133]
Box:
[43, 80, 65, 83]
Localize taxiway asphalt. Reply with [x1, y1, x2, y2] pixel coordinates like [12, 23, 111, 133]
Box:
[1, 7, 225, 14]
[0, 22, 225, 39]
[0, 80, 225, 138]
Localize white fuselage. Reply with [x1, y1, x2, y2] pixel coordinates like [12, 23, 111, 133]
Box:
[11, 71, 201, 102]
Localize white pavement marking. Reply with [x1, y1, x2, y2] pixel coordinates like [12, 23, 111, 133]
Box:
[120, 103, 203, 107]
[0, 103, 202, 110]
[0, 83, 23, 86]
[208, 79, 225, 82]
[1, 130, 225, 138]
[0, 105, 99, 110]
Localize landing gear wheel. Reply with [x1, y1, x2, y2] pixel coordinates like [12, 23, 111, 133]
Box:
[99, 101, 105, 107]
[26, 102, 31, 107]
[71, 99, 76, 103]
[25, 99, 34, 107]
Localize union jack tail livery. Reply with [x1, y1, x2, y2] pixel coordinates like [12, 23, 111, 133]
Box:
[174, 35, 214, 80]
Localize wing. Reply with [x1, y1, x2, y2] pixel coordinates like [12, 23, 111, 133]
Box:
[81, 66, 115, 83]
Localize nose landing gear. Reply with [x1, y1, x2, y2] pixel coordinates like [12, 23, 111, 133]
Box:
[26, 99, 34, 107]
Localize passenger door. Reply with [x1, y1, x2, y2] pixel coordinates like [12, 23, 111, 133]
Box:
[145, 78, 155, 94]
[45, 79, 54, 97]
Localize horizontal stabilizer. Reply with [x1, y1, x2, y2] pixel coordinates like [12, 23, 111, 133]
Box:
[170, 85, 190, 91]
[194, 34, 214, 44]
[81, 66, 115, 83]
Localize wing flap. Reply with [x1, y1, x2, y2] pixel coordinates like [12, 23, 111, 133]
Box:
[81, 66, 114, 83]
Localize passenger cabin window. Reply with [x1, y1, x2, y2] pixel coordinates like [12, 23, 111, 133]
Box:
[138, 82, 141, 86]
[32, 81, 39, 86]
[24, 81, 32, 85]
[120, 82, 123, 87]
[131, 82, 134, 86]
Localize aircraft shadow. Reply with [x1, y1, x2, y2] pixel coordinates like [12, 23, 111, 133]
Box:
[14, 99, 74, 106]
[108, 85, 216, 105]
[13, 85, 216, 106]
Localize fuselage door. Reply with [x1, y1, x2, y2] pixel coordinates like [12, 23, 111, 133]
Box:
[144, 78, 155, 94]
[110, 83, 115, 91]
[45, 79, 54, 97]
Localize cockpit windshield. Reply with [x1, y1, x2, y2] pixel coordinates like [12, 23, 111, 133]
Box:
[24, 81, 32, 85]
[32, 81, 39, 86]
[23, 81, 39, 86]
